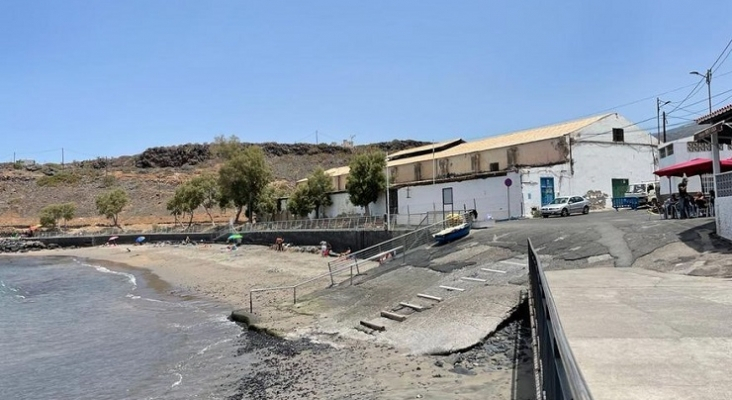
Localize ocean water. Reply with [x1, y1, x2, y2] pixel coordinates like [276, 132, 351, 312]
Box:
[0, 256, 252, 400]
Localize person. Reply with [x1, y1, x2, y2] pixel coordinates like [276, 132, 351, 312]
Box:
[693, 192, 707, 217]
[663, 194, 678, 219]
[677, 178, 689, 219]
[709, 189, 716, 217]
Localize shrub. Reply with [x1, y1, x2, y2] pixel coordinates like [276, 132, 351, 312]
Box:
[36, 172, 81, 187]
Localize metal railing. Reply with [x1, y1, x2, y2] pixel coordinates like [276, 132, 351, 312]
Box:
[527, 238, 593, 400]
[248, 211, 472, 313]
[237, 215, 390, 232]
[30, 223, 226, 239]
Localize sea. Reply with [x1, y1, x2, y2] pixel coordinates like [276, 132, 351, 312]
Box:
[0, 256, 254, 400]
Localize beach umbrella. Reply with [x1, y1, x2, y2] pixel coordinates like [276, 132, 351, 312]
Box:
[136, 236, 146, 243]
[108, 236, 119, 241]
[227, 233, 243, 241]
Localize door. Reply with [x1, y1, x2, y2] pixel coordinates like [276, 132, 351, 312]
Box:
[540, 177, 555, 205]
[611, 179, 629, 199]
[570, 196, 583, 213]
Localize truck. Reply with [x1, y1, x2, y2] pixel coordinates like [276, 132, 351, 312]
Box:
[624, 181, 659, 208]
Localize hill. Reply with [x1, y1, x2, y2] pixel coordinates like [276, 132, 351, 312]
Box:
[0, 140, 428, 229]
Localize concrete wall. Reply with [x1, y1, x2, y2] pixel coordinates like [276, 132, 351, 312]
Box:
[394, 172, 522, 221]
[521, 164, 573, 214]
[307, 192, 364, 219]
[716, 171, 732, 241]
[27, 230, 403, 253]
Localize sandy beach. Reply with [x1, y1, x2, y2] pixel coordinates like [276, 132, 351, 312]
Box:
[13, 243, 531, 399]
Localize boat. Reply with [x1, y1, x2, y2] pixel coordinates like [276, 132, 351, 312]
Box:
[432, 222, 472, 245]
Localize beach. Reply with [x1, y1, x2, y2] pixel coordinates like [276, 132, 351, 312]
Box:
[13, 243, 530, 399]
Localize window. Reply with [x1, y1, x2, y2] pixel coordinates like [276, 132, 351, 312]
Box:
[659, 147, 667, 158]
[612, 128, 625, 142]
[700, 174, 714, 193]
[489, 162, 499, 172]
[666, 144, 674, 156]
[414, 163, 422, 181]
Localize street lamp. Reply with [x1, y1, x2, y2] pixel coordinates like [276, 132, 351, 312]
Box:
[690, 68, 718, 201]
[657, 98, 671, 142]
[690, 69, 712, 114]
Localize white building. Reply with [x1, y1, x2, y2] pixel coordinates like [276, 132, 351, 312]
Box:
[296, 113, 658, 221]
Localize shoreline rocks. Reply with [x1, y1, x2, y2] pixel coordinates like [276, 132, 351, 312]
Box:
[0, 239, 53, 253]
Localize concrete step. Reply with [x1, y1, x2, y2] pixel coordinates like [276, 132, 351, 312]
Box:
[417, 293, 443, 302]
[481, 267, 507, 273]
[380, 310, 408, 322]
[461, 277, 487, 282]
[399, 302, 427, 311]
[439, 285, 465, 292]
[360, 320, 386, 331]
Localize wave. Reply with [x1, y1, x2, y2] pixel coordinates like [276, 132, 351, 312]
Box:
[74, 259, 137, 289]
[197, 338, 232, 355]
[171, 373, 183, 388]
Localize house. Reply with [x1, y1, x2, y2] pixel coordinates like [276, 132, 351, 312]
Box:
[656, 123, 732, 196]
[387, 113, 657, 220]
[294, 113, 657, 221]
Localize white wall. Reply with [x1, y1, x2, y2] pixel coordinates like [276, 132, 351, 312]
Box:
[394, 172, 523, 221]
[521, 164, 572, 215]
[716, 171, 732, 241]
[657, 139, 732, 195]
[308, 192, 365, 219]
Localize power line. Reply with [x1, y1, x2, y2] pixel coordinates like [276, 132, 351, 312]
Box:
[711, 38, 732, 72]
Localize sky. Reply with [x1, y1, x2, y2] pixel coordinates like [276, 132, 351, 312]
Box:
[2, 1, 732, 163]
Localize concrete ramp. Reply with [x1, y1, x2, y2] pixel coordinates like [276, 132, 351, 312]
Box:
[297, 243, 528, 354]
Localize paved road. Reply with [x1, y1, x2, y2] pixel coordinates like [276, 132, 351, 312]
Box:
[545, 267, 732, 400]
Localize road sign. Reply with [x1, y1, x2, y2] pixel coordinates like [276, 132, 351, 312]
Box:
[504, 178, 513, 187]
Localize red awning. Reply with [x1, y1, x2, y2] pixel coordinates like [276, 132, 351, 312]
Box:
[654, 157, 732, 177]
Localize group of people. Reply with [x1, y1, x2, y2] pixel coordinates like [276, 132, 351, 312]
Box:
[661, 178, 715, 219]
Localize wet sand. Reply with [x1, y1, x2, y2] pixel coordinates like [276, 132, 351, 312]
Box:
[15, 244, 532, 399]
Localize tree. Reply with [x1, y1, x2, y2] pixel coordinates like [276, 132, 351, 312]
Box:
[218, 145, 272, 224]
[287, 184, 313, 218]
[210, 135, 242, 161]
[255, 181, 291, 221]
[39, 203, 76, 229]
[305, 167, 334, 219]
[95, 188, 130, 227]
[190, 173, 220, 226]
[346, 149, 387, 216]
[166, 181, 205, 227]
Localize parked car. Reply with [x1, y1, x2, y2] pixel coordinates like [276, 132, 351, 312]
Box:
[541, 196, 590, 218]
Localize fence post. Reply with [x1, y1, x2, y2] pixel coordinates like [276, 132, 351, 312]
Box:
[293, 286, 297, 304]
[350, 265, 353, 285]
[328, 262, 335, 286]
[402, 235, 407, 264]
[249, 291, 254, 313]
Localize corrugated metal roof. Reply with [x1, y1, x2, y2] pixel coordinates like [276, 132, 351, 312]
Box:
[388, 138, 464, 159]
[388, 114, 613, 167]
[696, 103, 732, 124]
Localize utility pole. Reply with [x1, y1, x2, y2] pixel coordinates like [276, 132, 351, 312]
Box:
[13, 152, 15, 163]
[61, 148, 64, 169]
[315, 130, 318, 145]
[385, 152, 390, 231]
[657, 98, 670, 142]
[662, 111, 667, 143]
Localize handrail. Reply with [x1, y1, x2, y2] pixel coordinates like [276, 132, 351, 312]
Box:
[248, 244, 404, 313]
[527, 238, 593, 400]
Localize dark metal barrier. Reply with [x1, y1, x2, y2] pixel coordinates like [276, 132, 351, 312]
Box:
[527, 238, 593, 400]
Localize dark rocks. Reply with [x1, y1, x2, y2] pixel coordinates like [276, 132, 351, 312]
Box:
[0, 239, 46, 253]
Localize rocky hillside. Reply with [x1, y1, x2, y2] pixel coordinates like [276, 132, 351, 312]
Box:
[0, 140, 428, 228]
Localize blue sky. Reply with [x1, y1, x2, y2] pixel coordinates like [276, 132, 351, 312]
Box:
[2, 1, 732, 163]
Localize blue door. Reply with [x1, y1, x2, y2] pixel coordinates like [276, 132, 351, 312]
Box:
[540, 177, 555, 205]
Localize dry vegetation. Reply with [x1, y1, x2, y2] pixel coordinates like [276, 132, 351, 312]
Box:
[0, 140, 427, 229]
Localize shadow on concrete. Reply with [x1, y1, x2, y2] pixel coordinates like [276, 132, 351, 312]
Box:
[677, 220, 732, 254]
[511, 300, 536, 400]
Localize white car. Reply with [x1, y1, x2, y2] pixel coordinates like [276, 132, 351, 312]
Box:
[541, 196, 590, 218]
